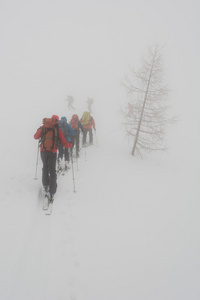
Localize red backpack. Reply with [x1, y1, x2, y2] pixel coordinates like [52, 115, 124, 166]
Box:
[70, 114, 79, 130]
[40, 118, 59, 151]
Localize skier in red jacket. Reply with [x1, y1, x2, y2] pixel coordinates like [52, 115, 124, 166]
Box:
[34, 115, 72, 201]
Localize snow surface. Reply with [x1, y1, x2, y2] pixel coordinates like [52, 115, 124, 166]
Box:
[0, 117, 199, 300]
[0, 0, 200, 299]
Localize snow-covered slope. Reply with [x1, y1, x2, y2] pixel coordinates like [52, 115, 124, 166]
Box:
[1, 0, 200, 298]
[0, 124, 199, 300]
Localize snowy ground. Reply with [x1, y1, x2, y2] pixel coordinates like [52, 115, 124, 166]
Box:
[0, 122, 199, 300]
[1, 0, 200, 298]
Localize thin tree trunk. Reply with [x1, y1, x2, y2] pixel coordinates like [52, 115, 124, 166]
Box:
[131, 50, 156, 156]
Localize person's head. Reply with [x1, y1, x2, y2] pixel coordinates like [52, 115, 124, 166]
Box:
[60, 116, 67, 123]
[51, 115, 59, 122]
[72, 114, 78, 120]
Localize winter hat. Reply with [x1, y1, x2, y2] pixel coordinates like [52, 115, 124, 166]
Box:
[51, 115, 59, 121]
[61, 116, 67, 123]
[72, 114, 78, 119]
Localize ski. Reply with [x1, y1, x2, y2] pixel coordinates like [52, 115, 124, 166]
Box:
[43, 195, 49, 210]
[57, 166, 68, 177]
[57, 167, 64, 177]
[61, 168, 67, 176]
[42, 187, 53, 215]
[45, 193, 54, 215]
[45, 201, 53, 215]
[42, 188, 50, 210]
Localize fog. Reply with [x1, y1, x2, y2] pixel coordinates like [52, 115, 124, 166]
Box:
[1, 0, 199, 168]
[0, 1, 200, 299]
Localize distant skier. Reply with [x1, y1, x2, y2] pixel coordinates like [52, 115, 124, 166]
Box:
[80, 111, 96, 146]
[70, 114, 85, 158]
[34, 115, 72, 202]
[87, 97, 94, 113]
[66, 95, 75, 110]
[58, 116, 75, 170]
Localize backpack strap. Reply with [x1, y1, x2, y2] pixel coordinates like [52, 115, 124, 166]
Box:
[52, 125, 59, 149]
[40, 126, 47, 150]
[51, 127, 55, 149]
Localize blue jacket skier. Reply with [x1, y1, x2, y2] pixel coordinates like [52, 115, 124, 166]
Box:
[58, 116, 75, 170]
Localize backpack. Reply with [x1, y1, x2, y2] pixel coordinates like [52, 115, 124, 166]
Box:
[59, 121, 67, 139]
[70, 114, 79, 130]
[40, 118, 59, 151]
[81, 111, 90, 125]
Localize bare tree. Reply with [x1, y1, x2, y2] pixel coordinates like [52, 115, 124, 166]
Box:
[122, 45, 175, 157]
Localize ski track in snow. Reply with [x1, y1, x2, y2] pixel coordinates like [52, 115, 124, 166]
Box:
[0, 152, 89, 300]
[0, 138, 199, 300]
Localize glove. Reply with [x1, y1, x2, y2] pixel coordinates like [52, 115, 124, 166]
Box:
[66, 143, 73, 148]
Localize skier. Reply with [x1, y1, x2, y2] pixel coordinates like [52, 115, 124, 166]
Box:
[58, 116, 75, 170]
[87, 97, 94, 113]
[70, 114, 85, 158]
[80, 111, 96, 146]
[66, 95, 75, 110]
[34, 115, 72, 202]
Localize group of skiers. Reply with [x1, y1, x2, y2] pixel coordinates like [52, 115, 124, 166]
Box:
[34, 111, 96, 203]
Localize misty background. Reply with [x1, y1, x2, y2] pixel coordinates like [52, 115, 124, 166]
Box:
[1, 0, 199, 219]
[0, 1, 200, 299]
[0, 1, 199, 214]
[1, 1, 199, 149]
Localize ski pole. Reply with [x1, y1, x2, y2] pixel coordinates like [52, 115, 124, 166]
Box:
[76, 156, 79, 171]
[70, 149, 76, 193]
[94, 130, 98, 146]
[84, 146, 87, 161]
[34, 141, 40, 180]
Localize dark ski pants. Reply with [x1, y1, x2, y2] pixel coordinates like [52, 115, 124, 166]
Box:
[71, 130, 80, 157]
[58, 144, 69, 161]
[41, 151, 57, 195]
[83, 128, 93, 146]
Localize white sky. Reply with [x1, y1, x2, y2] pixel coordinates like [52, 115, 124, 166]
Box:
[0, 0, 199, 161]
[0, 3, 199, 297]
